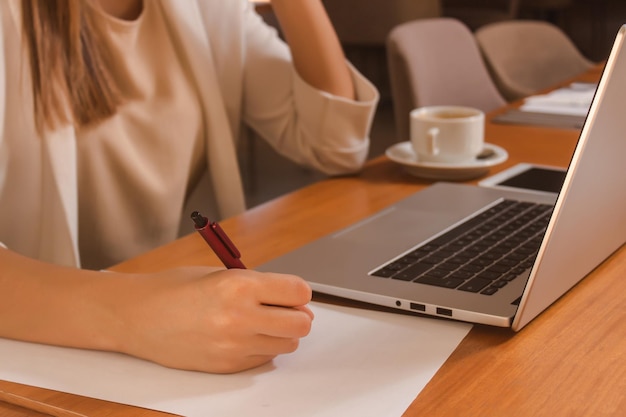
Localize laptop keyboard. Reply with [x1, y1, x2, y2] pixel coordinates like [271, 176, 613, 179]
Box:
[371, 200, 554, 295]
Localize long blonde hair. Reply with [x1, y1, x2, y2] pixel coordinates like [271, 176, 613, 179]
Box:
[21, 0, 123, 132]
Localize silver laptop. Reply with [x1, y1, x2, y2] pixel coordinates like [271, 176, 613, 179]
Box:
[258, 25, 626, 330]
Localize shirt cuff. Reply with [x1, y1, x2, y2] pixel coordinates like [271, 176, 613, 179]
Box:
[293, 61, 379, 106]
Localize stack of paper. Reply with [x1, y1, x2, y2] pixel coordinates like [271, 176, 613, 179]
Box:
[519, 82, 596, 117]
[492, 82, 597, 129]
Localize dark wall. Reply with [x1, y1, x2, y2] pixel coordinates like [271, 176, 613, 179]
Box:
[521, 0, 626, 62]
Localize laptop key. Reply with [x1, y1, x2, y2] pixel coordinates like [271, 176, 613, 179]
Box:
[423, 268, 450, 278]
[390, 262, 432, 280]
[475, 270, 500, 281]
[458, 277, 492, 292]
[501, 273, 521, 281]
[415, 275, 465, 288]
[490, 280, 509, 288]
[480, 287, 499, 295]
[371, 268, 395, 278]
[449, 270, 475, 280]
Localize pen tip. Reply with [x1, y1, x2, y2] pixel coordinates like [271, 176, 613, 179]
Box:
[191, 211, 208, 227]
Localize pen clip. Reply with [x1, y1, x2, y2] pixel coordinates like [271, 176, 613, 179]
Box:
[210, 222, 241, 258]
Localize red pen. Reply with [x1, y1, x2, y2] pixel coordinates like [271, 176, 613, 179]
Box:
[191, 211, 246, 269]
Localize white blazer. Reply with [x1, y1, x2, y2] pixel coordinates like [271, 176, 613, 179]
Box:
[0, 0, 378, 267]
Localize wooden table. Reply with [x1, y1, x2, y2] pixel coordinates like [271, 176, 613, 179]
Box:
[1, 66, 624, 416]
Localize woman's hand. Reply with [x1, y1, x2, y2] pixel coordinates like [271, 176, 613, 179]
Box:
[114, 267, 314, 373]
[0, 244, 312, 374]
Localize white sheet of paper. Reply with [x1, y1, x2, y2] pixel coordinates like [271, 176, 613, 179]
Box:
[0, 302, 471, 417]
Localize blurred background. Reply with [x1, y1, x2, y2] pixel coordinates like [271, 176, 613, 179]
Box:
[245, 0, 626, 207]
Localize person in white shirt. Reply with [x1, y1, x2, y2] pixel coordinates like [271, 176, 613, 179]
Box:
[0, 0, 378, 373]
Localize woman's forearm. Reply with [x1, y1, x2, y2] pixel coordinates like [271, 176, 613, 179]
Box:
[270, 0, 355, 99]
[0, 249, 125, 352]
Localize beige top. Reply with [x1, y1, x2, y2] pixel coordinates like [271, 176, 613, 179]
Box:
[77, 1, 210, 269]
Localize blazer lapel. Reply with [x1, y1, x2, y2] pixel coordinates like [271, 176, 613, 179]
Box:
[158, 0, 246, 219]
[40, 126, 80, 267]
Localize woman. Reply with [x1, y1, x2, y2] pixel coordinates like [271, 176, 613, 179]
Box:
[0, 0, 378, 373]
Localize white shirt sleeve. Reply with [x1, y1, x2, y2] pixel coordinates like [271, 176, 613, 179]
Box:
[238, 5, 380, 176]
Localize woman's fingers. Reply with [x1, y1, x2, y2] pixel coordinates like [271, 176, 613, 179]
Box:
[253, 272, 313, 308]
[247, 333, 303, 356]
[254, 304, 314, 339]
[293, 304, 315, 320]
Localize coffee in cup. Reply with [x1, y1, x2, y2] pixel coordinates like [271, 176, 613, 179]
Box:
[410, 106, 485, 163]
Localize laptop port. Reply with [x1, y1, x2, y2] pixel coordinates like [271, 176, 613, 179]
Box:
[410, 303, 426, 312]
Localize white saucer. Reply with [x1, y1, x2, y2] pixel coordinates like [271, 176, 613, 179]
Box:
[385, 142, 508, 181]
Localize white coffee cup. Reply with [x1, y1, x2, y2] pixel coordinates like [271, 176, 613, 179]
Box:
[410, 106, 485, 164]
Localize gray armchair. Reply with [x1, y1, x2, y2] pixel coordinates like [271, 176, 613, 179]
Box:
[475, 20, 594, 101]
[387, 18, 506, 140]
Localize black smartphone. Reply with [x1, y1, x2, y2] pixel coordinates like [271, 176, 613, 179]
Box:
[479, 163, 567, 194]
